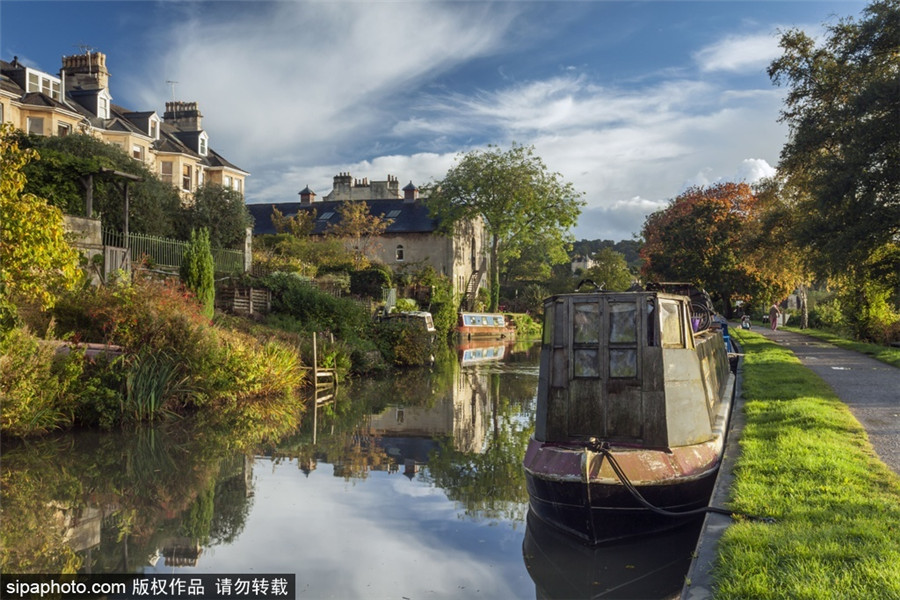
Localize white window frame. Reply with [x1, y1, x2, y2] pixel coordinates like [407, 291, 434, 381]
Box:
[198, 132, 208, 156]
[132, 144, 144, 161]
[160, 161, 173, 185]
[57, 122, 71, 137]
[149, 116, 159, 140]
[26, 116, 44, 135]
[396, 245, 405, 261]
[97, 91, 111, 119]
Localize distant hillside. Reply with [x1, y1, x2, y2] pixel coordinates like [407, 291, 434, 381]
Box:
[572, 239, 642, 269]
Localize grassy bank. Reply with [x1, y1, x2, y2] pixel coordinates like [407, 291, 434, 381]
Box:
[713, 329, 900, 599]
[781, 325, 900, 368]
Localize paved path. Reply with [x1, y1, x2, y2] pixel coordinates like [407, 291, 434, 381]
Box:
[751, 326, 900, 475]
[683, 327, 899, 599]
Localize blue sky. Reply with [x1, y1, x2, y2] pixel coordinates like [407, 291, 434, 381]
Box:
[1, 0, 867, 241]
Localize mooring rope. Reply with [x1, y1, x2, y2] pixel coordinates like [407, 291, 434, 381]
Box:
[585, 438, 775, 523]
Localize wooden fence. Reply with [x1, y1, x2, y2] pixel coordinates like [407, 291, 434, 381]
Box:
[103, 230, 246, 273]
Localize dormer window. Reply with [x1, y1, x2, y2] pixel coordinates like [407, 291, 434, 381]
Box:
[149, 116, 159, 140]
[26, 69, 62, 101]
[97, 90, 111, 119]
[198, 132, 208, 156]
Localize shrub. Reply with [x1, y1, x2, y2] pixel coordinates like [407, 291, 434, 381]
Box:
[350, 265, 391, 298]
[375, 319, 434, 367]
[181, 228, 215, 319]
[263, 272, 371, 339]
[0, 327, 84, 436]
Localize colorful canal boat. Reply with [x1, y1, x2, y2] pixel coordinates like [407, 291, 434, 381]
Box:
[523, 287, 735, 544]
[458, 312, 515, 340]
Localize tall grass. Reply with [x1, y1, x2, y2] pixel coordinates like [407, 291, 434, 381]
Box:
[124, 350, 186, 422]
[713, 329, 900, 599]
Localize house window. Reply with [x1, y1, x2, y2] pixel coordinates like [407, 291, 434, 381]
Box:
[387, 210, 401, 219]
[132, 144, 144, 160]
[396, 245, 404, 261]
[318, 212, 334, 221]
[182, 164, 193, 191]
[26, 117, 44, 135]
[198, 135, 208, 156]
[224, 176, 233, 188]
[57, 122, 71, 137]
[235, 179, 242, 193]
[160, 161, 173, 185]
[149, 120, 158, 139]
[198, 168, 205, 187]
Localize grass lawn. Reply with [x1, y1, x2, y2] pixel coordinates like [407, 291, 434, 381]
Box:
[713, 328, 900, 599]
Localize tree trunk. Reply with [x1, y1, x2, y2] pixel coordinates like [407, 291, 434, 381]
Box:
[489, 235, 500, 312]
[799, 284, 809, 329]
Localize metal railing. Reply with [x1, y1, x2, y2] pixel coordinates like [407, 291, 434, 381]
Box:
[102, 230, 246, 273]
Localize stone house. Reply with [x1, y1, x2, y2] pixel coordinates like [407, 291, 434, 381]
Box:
[0, 51, 247, 208]
[248, 173, 490, 305]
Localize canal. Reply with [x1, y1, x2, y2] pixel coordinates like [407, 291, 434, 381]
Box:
[1, 341, 700, 599]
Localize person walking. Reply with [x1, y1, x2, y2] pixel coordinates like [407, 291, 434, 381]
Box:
[769, 302, 782, 331]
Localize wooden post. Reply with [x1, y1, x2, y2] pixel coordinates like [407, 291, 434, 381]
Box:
[312, 332, 317, 445]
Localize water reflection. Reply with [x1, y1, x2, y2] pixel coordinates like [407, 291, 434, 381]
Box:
[523, 511, 702, 599]
[1, 341, 701, 599]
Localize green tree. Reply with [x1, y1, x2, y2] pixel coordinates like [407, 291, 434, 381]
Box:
[768, 0, 900, 284]
[18, 133, 182, 237]
[584, 247, 633, 292]
[271, 205, 316, 237]
[427, 143, 584, 311]
[180, 228, 215, 319]
[0, 123, 83, 323]
[179, 184, 253, 249]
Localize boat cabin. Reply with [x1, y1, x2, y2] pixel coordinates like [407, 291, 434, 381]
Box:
[458, 312, 514, 340]
[535, 291, 730, 450]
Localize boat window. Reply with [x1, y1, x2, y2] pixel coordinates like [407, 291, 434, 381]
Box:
[573, 302, 600, 344]
[609, 303, 637, 343]
[493, 316, 505, 326]
[574, 349, 600, 377]
[659, 300, 685, 348]
[610, 349, 637, 378]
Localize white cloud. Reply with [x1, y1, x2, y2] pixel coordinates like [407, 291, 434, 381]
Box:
[734, 158, 777, 183]
[694, 31, 781, 73]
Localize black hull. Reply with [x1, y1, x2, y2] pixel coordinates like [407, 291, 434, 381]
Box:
[524, 468, 717, 545]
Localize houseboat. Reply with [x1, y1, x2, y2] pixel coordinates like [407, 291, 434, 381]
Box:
[458, 312, 515, 340]
[522, 287, 735, 544]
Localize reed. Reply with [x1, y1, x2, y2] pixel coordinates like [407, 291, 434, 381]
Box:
[124, 350, 185, 422]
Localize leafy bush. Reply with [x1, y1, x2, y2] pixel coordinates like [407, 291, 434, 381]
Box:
[375, 319, 434, 367]
[0, 327, 84, 436]
[263, 272, 371, 339]
[350, 265, 391, 298]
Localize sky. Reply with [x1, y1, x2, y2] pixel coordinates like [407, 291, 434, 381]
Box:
[1, 0, 868, 241]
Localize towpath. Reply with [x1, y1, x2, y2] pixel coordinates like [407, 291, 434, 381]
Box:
[753, 326, 900, 475]
[683, 326, 899, 599]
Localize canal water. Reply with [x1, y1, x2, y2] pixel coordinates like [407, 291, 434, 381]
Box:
[1, 341, 700, 599]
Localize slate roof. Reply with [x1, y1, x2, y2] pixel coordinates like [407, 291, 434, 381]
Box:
[248, 198, 438, 237]
[1, 58, 247, 175]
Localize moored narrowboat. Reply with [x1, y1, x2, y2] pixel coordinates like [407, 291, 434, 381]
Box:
[458, 312, 516, 340]
[522, 287, 735, 544]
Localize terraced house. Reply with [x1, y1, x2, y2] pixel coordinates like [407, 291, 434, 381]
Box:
[0, 51, 247, 204]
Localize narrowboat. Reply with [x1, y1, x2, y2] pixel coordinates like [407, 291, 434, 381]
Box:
[522, 287, 735, 544]
[458, 312, 516, 340]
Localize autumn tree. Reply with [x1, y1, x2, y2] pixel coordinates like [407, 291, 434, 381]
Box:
[271, 205, 315, 237]
[0, 123, 83, 325]
[325, 200, 392, 270]
[640, 182, 798, 317]
[427, 143, 583, 311]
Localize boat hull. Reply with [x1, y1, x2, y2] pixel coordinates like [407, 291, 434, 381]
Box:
[523, 438, 721, 544]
